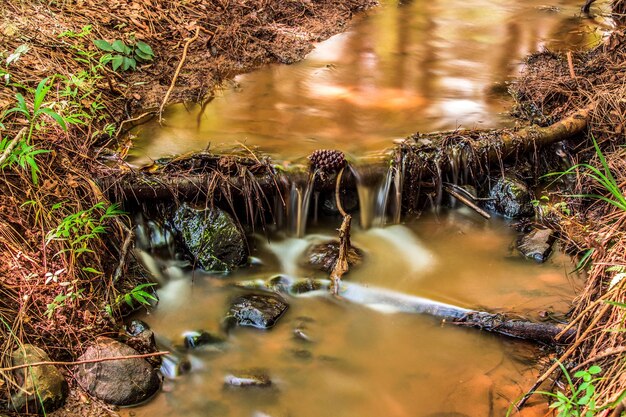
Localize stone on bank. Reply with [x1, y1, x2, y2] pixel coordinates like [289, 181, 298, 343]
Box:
[74, 337, 160, 406]
[9, 344, 68, 414]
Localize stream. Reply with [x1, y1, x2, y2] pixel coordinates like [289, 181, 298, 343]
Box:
[123, 1, 599, 416]
[128, 211, 579, 417]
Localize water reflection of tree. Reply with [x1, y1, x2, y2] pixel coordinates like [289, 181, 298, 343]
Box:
[188, 0, 603, 157]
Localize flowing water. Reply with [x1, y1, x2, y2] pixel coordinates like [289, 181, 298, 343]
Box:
[123, 1, 600, 415]
[128, 210, 579, 417]
[128, 0, 604, 166]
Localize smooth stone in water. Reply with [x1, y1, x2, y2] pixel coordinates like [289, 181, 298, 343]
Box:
[183, 330, 226, 349]
[485, 176, 534, 218]
[74, 337, 160, 406]
[160, 352, 192, 379]
[305, 240, 364, 273]
[224, 370, 272, 388]
[171, 203, 248, 272]
[517, 227, 555, 263]
[224, 293, 289, 330]
[125, 320, 159, 366]
[9, 344, 68, 414]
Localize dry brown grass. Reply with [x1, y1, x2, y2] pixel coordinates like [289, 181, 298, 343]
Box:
[0, 0, 376, 414]
[512, 27, 626, 412]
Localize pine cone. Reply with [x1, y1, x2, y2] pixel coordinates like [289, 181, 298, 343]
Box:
[308, 149, 345, 173]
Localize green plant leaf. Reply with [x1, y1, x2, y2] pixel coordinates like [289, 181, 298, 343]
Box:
[111, 55, 124, 71]
[112, 40, 126, 53]
[94, 39, 114, 51]
[132, 293, 148, 305]
[121, 57, 135, 71]
[39, 108, 67, 131]
[82, 267, 103, 275]
[33, 77, 52, 112]
[134, 49, 153, 62]
[135, 41, 154, 56]
[588, 365, 602, 375]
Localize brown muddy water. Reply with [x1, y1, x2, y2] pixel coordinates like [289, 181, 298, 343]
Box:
[128, 0, 604, 166]
[128, 210, 580, 417]
[124, 1, 597, 416]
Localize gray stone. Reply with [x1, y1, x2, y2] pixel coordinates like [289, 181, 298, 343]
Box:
[9, 344, 67, 414]
[74, 337, 160, 406]
[305, 240, 363, 273]
[485, 176, 534, 218]
[517, 228, 555, 263]
[171, 203, 248, 272]
[224, 370, 272, 388]
[225, 293, 289, 330]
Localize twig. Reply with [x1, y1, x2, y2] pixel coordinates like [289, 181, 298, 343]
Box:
[330, 214, 351, 296]
[113, 225, 134, 283]
[567, 51, 576, 79]
[0, 351, 170, 372]
[0, 127, 27, 167]
[443, 184, 491, 219]
[570, 346, 626, 373]
[158, 26, 201, 124]
[330, 166, 351, 295]
[335, 167, 347, 217]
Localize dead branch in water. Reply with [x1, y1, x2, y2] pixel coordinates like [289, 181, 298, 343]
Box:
[330, 214, 352, 296]
[102, 106, 592, 205]
[452, 312, 575, 345]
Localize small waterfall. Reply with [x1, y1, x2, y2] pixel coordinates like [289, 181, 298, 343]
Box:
[392, 165, 403, 224]
[289, 171, 316, 237]
[351, 165, 395, 229]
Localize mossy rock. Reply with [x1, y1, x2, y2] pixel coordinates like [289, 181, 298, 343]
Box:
[485, 176, 534, 219]
[9, 345, 68, 414]
[171, 203, 248, 272]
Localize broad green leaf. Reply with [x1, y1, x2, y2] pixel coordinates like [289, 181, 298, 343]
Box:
[94, 39, 113, 51]
[135, 50, 153, 62]
[112, 40, 126, 53]
[135, 41, 154, 56]
[588, 365, 601, 374]
[111, 55, 124, 71]
[122, 57, 134, 71]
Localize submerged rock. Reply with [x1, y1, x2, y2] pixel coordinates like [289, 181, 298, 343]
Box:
[485, 176, 534, 218]
[224, 293, 289, 330]
[183, 330, 226, 349]
[9, 344, 68, 414]
[224, 370, 272, 388]
[305, 240, 364, 273]
[160, 352, 191, 379]
[517, 227, 555, 263]
[171, 203, 248, 272]
[74, 337, 160, 406]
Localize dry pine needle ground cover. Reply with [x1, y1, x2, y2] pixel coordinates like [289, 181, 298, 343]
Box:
[0, 1, 375, 415]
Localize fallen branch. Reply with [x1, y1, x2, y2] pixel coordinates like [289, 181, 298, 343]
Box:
[103, 107, 592, 205]
[158, 27, 200, 124]
[112, 224, 134, 283]
[443, 184, 491, 219]
[0, 351, 170, 373]
[452, 312, 575, 345]
[0, 127, 27, 167]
